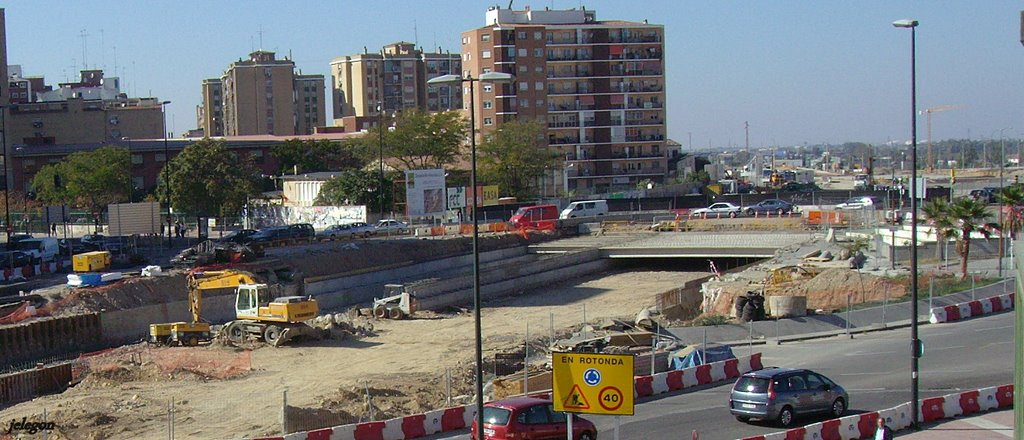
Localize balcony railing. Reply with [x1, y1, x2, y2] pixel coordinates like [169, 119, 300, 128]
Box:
[613, 84, 663, 93]
[609, 51, 663, 61]
[624, 134, 665, 142]
[549, 137, 580, 145]
[548, 121, 579, 128]
[625, 119, 665, 126]
[547, 86, 592, 95]
[609, 35, 663, 43]
[627, 102, 664, 109]
[548, 103, 597, 111]
[548, 70, 593, 78]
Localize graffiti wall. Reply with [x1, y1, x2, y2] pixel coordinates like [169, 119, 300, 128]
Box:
[246, 205, 366, 230]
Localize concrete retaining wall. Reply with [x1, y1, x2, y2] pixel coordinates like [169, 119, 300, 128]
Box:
[0, 313, 102, 370]
[306, 246, 527, 310]
[98, 295, 236, 345]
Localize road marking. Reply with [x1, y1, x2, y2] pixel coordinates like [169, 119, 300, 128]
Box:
[961, 415, 1014, 438]
[974, 325, 1014, 332]
[846, 388, 888, 392]
[926, 345, 968, 351]
[842, 350, 897, 356]
[838, 372, 888, 376]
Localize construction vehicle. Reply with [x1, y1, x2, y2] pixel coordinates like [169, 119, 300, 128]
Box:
[149, 269, 321, 347]
[372, 284, 418, 319]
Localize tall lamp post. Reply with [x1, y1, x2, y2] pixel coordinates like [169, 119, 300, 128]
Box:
[0, 105, 9, 246]
[428, 71, 514, 433]
[378, 50, 387, 222]
[893, 18, 921, 430]
[997, 128, 1010, 277]
[160, 100, 172, 247]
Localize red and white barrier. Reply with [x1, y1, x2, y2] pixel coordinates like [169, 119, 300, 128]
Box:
[0, 259, 69, 282]
[737, 385, 1012, 440]
[634, 353, 762, 399]
[929, 293, 1014, 323]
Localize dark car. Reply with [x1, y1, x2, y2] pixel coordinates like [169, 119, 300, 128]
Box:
[0, 250, 33, 268]
[970, 188, 998, 203]
[58, 238, 88, 255]
[729, 367, 848, 427]
[247, 227, 293, 245]
[288, 223, 315, 239]
[471, 397, 597, 440]
[80, 234, 106, 251]
[6, 234, 33, 251]
[743, 199, 795, 215]
[217, 229, 258, 244]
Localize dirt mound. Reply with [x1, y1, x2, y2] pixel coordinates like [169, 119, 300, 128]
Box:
[43, 274, 187, 316]
[76, 343, 252, 387]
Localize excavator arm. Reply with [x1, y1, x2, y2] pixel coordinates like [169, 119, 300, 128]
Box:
[186, 270, 261, 323]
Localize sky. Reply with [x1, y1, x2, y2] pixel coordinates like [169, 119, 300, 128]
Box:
[4, 1, 1022, 150]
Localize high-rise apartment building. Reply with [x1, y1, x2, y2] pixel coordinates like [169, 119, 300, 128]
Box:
[203, 51, 325, 136]
[330, 42, 461, 130]
[462, 7, 666, 195]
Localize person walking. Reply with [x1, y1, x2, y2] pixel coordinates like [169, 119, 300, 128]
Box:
[874, 416, 893, 440]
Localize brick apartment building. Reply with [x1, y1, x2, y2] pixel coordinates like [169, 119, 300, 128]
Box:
[330, 42, 461, 132]
[461, 6, 666, 195]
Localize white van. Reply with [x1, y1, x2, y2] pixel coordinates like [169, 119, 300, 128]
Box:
[15, 237, 59, 262]
[559, 200, 609, 219]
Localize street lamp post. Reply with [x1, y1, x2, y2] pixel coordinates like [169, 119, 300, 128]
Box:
[379, 51, 387, 222]
[0, 105, 9, 246]
[997, 128, 1009, 277]
[428, 71, 514, 434]
[160, 100, 172, 247]
[893, 18, 921, 430]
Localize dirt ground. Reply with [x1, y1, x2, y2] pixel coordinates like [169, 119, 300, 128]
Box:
[0, 268, 708, 439]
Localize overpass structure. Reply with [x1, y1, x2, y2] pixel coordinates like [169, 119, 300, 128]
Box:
[528, 232, 815, 259]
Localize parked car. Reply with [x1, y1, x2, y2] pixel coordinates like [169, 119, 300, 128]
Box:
[510, 204, 559, 228]
[0, 250, 33, 268]
[835, 196, 881, 210]
[691, 202, 742, 218]
[318, 222, 375, 239]
[743, 199, 795, 216]
[559, 200, 609, 219]
[729, 367, 848, 427]
[970, 188, 998, 203]
[288, 223, 315, 239]
[80, 234, 106, 251]
[216, 229, 258, 244]
[58, 238, 88, 255]
[471, 396, 597, 440]
[374, 219, 410, 235]
[13, 237, 60, 262]
[6, 234, 33, 251]
[247, 227, 294, 245]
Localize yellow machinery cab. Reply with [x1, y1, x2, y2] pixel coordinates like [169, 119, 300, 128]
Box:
[73, 251, 112, 272]
[235, 284, 318, 322]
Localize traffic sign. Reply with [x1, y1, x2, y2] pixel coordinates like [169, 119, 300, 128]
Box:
[552, 352, 634, 416]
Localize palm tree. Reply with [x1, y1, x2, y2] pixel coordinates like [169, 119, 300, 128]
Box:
[947, 197, 998, 280]
[996, 184, 1024, 262]
[921, 198, 954, 265]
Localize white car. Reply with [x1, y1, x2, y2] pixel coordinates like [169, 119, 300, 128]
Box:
[691, 202, 742, 218]
[835, 196, 880, 210]
[374, 219, 410, 235]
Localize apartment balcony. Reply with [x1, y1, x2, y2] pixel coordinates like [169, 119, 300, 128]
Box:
[609, 151, 664, 159]
[609, 35, 663, 43]
[609, 51, 663, 61]
[625, 118, 665, 126]
[547, 53, 593, 62]
[549, 137, 581, 145]
[548, 70, 593, 79]
[612, 84, 664, 93]
[624, 134, 665, 142]
[548, 121, 580, 129]
[548, 102, 597, 111]
[627, 102, 664, 110]
[547, 86, 593, 95]
[546, 37, 579, 45]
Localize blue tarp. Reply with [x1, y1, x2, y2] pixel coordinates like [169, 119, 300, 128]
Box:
[670, 344, 736, 370]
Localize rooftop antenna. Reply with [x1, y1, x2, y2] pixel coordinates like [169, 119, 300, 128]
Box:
[257, 24, 265, 50]
[100, 29, 105, 70]
[113, 45, 118, 80]
[414, 20, 419, 46]
[79, 29, 89, 70]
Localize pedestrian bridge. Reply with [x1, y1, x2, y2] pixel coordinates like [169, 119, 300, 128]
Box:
[528, 232, 814, 259]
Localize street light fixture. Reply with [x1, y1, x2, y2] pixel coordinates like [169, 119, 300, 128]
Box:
[427, 70, 514, 432]
[160, 100, 172, 247]
[996, 128, 1011, 277]
[893, 17, 921, 430]
[0, 105, 9, 246]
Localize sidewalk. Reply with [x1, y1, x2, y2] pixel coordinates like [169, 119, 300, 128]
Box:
[896, 409, 1013, 438]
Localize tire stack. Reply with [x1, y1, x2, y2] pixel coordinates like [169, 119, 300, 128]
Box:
[738, 291, 766, 322]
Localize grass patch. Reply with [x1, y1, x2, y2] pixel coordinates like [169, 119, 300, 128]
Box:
[689, 313, 730, 327]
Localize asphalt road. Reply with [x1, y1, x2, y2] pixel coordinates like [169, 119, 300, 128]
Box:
[429, 310, 1013, 440]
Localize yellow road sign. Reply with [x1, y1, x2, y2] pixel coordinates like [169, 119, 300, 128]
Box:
[552, 352, 634, 416]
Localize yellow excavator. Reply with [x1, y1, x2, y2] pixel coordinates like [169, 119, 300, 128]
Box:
[149, 269, 321, 347]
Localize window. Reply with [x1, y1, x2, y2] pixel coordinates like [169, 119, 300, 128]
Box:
[463, 53, 470, 61]
[535, 81, 544, 90]
[483, 84, 493, 93]
[156, 153, 167, 163]
[535, 65, 543, 73]
[481, 34, 490, 42]
[520, 99, 529, 108]
[131, 154, 143, 166]
[519, 82, 528, 91]
[536, 99, 544, 107]
[482, 67, 492, 73]
[462, 36, 469, 45]
[518, 48, 527, 57]
[518, 405, 548, 425]
[534, 31, 542, 40]
[519, 65, 528, 73]
[482, 50, 491, 59]
[483, 117, 493, 126]
[483, 100, 492, 109]
[533, 48, 543, 57]
[518, 31, 527, 40]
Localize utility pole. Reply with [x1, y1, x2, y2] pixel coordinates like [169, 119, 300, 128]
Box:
[744, 121, 749, 151]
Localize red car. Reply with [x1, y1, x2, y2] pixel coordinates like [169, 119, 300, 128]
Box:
[471, 397, 597, 440]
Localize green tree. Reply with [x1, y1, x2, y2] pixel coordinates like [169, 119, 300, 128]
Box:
[364, 109, 467, 170]
[314, 169, 393, 212]
[683, 170, 711, 186]
[161, 139, 259, 217]
[478, 120, 557, 200]
[995, 184, 1024, 264]
[270, 138, 365, 175]
[921, 198, 955, 264]
[31, 146, 130, 213]
[947, 197, 998, 280]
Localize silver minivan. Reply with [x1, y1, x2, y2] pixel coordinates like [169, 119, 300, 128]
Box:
[559, 200, 609, 219]
[729, 367, 848, 427]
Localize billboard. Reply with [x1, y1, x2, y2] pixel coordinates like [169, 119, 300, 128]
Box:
[405, 169, 447, 217]
[447, 187, 466, 209]
[107, 202, 161, 235]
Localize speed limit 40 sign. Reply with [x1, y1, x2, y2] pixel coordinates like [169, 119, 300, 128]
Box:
[552, 352, 634, 416]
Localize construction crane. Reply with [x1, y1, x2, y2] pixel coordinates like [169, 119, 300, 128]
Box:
[920, 104, 963, 171]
